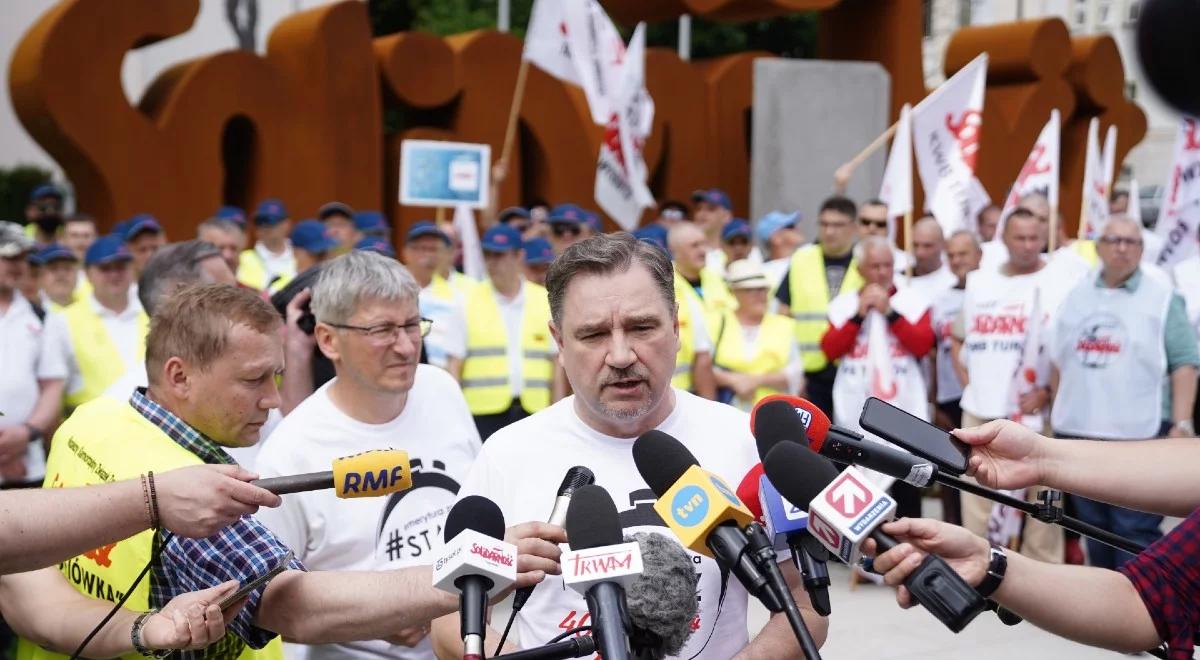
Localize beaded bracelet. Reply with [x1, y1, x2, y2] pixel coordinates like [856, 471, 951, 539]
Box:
[140, 475, 155, 529]
[146, 471, 161, 530]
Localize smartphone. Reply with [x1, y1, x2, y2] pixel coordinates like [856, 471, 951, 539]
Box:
[219, 550, 294, 610]
[859, 397, 970, 475]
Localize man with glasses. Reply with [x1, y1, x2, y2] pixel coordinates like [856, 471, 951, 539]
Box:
[547, 204, 586, 256]
[256, 251, 482, 659]
[857, 199, 912, 275]
[24, 184, 65, 247]
[1048, 215, 1198, 569]
[462, 224, 565, 439]
[498, 206, 537, 240]
[775, 196, 864, 417]
[403, 221, 467, 377]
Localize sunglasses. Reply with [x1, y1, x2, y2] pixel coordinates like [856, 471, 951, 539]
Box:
[859, 219, 889, 229]
[552, 224, 582, 238]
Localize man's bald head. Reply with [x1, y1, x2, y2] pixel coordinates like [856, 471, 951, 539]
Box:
[667, 223, 707, 277]
[911, 216, 945, 275]
[946, 230, 982, 283]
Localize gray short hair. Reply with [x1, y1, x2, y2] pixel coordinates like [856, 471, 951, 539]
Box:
[947, 229, 982, 252]
[545, 232, 675, 327]
[1100, 214, 1141, 236]
[138, 240, 223, 316]
[312, 251, 420, 325]
[197, 217, 243, 236]
[853, 235, 893, 262]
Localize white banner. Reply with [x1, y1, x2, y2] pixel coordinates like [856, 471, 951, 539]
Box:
[1153, 116, 1200, 267]
[913, 54, 990, 236]
[879, 104, 913, 240]
[1079, 119, 1119, 239]
[995, 110, 1060, 241]
[523, 0, 625, 126]
[453, 204, 485, 281]
[1128, 177, 1142, 225]
[522, 0, 581, 84]
[594, 23, 655, 231]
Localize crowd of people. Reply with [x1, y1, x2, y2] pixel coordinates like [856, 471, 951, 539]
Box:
[1, 178, 1199, 659]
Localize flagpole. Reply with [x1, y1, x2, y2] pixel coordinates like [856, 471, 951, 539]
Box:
[499, 58, 530, 175]
[1076, 189, 1086, 243]
[1049, 200, 1059, 252]
[836, 120, 899, 190]
[904, 210, 914, 283]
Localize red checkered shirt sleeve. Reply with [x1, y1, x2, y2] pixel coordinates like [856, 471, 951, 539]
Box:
[1118, 507, 1200, 659]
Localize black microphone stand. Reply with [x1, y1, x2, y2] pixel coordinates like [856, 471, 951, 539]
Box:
[493, 636, 596, 660]
[743, 523, 823, 660]
[792, 534, 832, 616]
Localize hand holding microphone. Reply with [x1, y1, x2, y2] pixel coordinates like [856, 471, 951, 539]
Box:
[863, 518, 993, 610]
[153, 464, 282, 539]
[251, 448, 412, 498]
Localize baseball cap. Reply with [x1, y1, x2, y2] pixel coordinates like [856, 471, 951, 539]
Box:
[498, 206, 531, 224]
[0, 222, 34, 258]
[482, 224, 523, 252]
[632, 224, 669, 255]
[405, 221, 451, 246]
[721, 219, 752, 242]
[254, 198, 289, 226]
[548, 204, 585, 225]
[523, 237, 554, 265]
[581, 209, 603, 234]
[290, 219, 339, 254]
[215, 206, 246, 227]
[85, 235, 133, 266]
[31, 243, 77, 265]
[122, 213, 163, 241]
[755, 210, 800, 245]
[690, 188, 732, 210]
[318, 201, 354, 221]
[29, 184, 64, 202]
[725, 259, 771, 290]
[354, 236, 396, 258]
[354, 210, 387, 233]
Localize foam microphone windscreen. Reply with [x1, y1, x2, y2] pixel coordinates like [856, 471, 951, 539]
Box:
[444, 495, 506, 542]
[566, 485, 624, 550]
[735, 464, 766, 522]
[763, 442, 840, 512]
[632, 430, 699, 497]
[752, 399, 807, 460]
[1137, 0, 1200, 117]
[625, 532, 699, 657]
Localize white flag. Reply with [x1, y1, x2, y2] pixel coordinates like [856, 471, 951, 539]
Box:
[995, 110, 1060, 241]
[453, 204, 485, 281]
[523, 0, 625, 126]
[594, 23, 655, 231]
[1153, 116, 1200, 267]
[879, 104, 913, 240]
[913, 54, 989, 236]
[866, 310, 897, 403]
[522, 0, 580, 84]
[1128, 178, 1142, 225]
[1079, 118, 1116, 239]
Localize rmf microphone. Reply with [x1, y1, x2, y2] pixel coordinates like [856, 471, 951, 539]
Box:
[764, 443, 987, 633]
[563, 485, 637, 660]
[631, 430, 784, 613]
[432, 496, 518, 660]
[752, 399, 831, 617]
[785, 397, 939, 488]
[252, 449, 411, 497]
[511, 466, 595, 614]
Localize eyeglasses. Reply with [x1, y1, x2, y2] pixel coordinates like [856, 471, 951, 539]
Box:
[1098, 236, 1142, 248]
[859, 219, 889, 229]
[552, 225, 582, 238]
[327, 318, 433, 344]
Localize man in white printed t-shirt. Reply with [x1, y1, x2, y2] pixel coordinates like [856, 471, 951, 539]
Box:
[256, 252, 482, 660]
[431, 233, 828, 659]
[952, 208, 1076, 563]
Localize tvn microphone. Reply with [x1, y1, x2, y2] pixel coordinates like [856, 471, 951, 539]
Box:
[779, 397, 939, 488]
[252, 449, 411, 497]
[751, 399, 831, 616]
[563, 485, 638, 660]
[432, 496, 518, 660]
[764, 443, 987, 633]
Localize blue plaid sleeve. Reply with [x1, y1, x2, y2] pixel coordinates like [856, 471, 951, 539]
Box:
[155, 515, 306, 650]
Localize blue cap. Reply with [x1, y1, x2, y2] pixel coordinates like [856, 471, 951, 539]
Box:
[721, 218, 752, 242]
[215, 206, 246, 227]
[498, 206, 531, 224]
[254, 198, 289, 226]
[523, 237, 554, 265]
[632, 224, 670, 255]
[32, 243, 77, 265]
[290, 219, 338, 254]
[482, 224, 523, 252]
[405, 221, 450, 246]
[755, 210, 800, 245]
[548, 203, 585, 225]
[318, 201, 354, 221]
[581, 209, 603, 234]
[30, 183, 63, 202]
[691, 188, 732, 210]
[354, 210, 387, 232]
[85, 235, 133, 266]
[354, 236, 396, 258]
[122, 213, 163, 241]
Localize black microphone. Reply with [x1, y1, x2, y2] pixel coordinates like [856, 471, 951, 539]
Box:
[511, 466, 594, 612]
[752, 399, 832, 616]
[564, 485, 633, 660]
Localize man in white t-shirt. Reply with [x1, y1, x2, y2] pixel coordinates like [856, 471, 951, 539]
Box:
[903, 216, 956, 299]
[431, 233, 828, 659]
[256, 252, 483, 660]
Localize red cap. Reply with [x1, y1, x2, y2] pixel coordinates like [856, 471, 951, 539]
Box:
[749, 394, 831, 453]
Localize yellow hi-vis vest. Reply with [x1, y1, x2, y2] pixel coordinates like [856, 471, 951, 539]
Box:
[712, 311, 796, 407]
[447, 271, 478, 299]
[427, 273, 457, 302]
[237, 249, 268, 291]
[698, 266, 737, 316]
[787, 245, 863, 372]
[672, 271, 721, 392]
[62, 299, 149, 409]
[462, 280, 554, 415]
[1073, 239, 1098, 266]
[19, 398, 281, 660]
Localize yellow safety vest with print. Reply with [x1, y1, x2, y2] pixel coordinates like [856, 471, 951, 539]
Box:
[787, 244, 864, 372]
[62, 299, 149, 409]
[462, 280, 555, 415]
[712, 311, 796, 406]
[18, 397, 282, 660]
[672, 271, 722, 392]
[237, 249, 268, 291]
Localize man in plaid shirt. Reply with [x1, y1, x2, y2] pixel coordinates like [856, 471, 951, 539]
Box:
[867, 420, 1200, 658]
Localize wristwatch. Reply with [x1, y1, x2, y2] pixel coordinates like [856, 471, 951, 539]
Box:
[23, 423, 43, 444]
[1174, 419, 1196, 435]
[130, 611, 171, 659]
[975, 544, 1008, 598]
